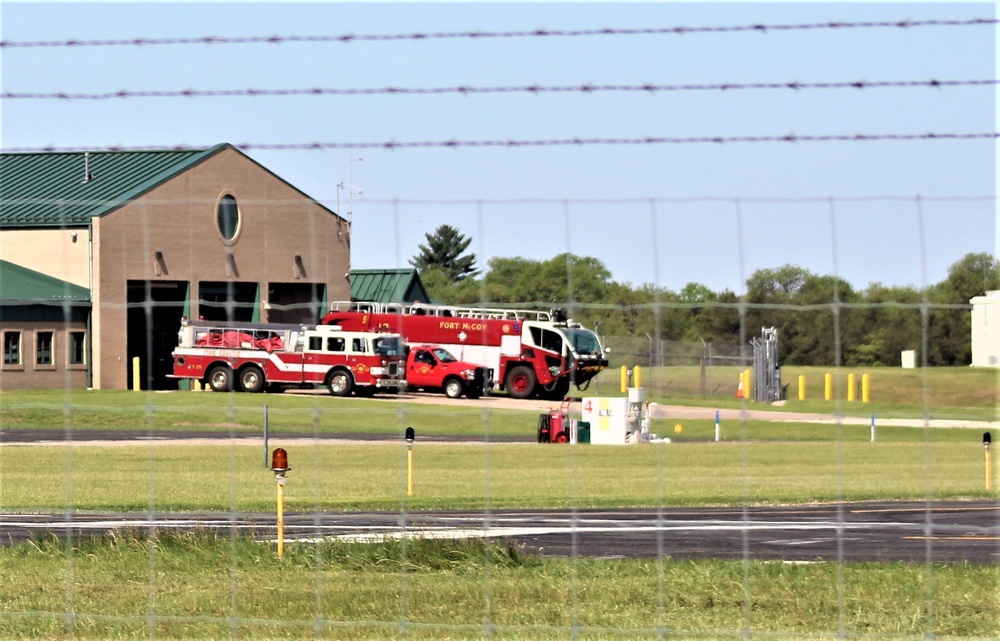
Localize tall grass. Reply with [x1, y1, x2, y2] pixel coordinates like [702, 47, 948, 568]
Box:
[1, 531, 996, 640]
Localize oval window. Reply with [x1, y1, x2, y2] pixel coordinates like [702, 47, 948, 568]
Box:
[216, 194, 241, 242]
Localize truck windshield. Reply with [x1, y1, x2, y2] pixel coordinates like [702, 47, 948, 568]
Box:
[564, 329, 602, 356]
[432, 348, 457, 363]
[373, 336, 402, 356]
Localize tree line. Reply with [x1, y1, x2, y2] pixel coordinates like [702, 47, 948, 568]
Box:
[411, 225, 1000, 367]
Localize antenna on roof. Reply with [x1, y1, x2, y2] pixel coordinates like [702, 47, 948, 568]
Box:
[81, 152, 94, 183]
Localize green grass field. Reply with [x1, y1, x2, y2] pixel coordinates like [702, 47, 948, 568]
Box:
[592, 364, 999, 420]
[1, 437, 995, 512]
[0, 367, 997, 639]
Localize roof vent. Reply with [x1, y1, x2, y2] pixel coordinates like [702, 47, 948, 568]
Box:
[81, 152, 95, 183]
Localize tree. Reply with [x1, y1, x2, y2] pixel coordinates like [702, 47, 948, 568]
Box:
[783, 274, 859, 366]
[410, 225, 480, 281]
[743, 265, 814, 360]
[481, 253, 612, 308]
[925, 252, 1000, 365]
[418, 264, 483, 304]
[851, 283, 923, 366]
[694, 289, 742, 345]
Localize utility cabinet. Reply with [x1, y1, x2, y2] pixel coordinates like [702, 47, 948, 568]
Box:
[582, 388, 646, 444]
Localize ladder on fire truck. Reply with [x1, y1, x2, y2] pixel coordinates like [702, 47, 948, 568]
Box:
[327, 301, 568, 323]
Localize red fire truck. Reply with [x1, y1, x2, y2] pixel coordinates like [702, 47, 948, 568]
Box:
[321, 302, 608, 400]
[171, 318, 406, 396]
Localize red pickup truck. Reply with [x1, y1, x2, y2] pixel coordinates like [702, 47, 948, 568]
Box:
[406, 346, 493, 399]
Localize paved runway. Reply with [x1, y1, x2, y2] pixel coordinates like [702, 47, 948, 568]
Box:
[3, 501, 997, 563]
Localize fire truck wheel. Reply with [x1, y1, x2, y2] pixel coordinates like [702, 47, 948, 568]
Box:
[238, 366, 265, 393]
[505, 365, 537, 399]
[326, 369, 354, 397]
[207, 366, 234, 392]
[444, 378, 464, 399]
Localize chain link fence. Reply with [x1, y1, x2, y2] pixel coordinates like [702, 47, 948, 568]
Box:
[592, 336, 753, 399]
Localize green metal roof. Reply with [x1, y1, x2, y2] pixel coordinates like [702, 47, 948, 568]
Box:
[0, 144, 227, 228]
[0, 259, 90, 303]
[350, 269, 430, 304]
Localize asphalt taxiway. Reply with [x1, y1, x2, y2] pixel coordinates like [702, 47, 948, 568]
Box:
[3, 502, 997, 563]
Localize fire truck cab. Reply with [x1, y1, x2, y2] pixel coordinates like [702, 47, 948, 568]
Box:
[171, 319, 406, 396]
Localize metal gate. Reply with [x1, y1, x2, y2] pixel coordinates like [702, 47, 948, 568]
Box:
[751, 327, 782, 403]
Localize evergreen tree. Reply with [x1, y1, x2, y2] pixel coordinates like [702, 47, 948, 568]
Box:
[410, 225, 480, 281]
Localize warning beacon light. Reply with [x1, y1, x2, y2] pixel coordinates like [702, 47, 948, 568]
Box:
[985, 432, 992, 448]
[405, 427, 415, 446]
[271, 448, 290, 473]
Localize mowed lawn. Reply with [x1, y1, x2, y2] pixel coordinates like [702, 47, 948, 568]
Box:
[1, 437, 995, 512]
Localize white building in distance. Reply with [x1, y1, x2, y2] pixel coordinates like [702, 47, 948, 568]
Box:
[970, 290, 1000, 367]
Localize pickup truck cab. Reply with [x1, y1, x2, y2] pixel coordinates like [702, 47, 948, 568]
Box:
[406, 346, 493, 399]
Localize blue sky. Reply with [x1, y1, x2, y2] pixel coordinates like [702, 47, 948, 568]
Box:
[1, 1, 996, 294]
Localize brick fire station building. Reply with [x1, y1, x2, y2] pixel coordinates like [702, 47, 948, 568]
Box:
[0, 144, 351, 390]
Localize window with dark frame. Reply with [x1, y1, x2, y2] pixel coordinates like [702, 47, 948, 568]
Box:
[36, 331, 53, 366]
[69, 331, 86, 365]
[3, 331, 21, 365]
[217, 194, 240, 242]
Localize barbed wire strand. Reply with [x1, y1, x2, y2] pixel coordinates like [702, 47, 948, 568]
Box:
[4, 78, 995, 102]
[4, 131, 996, 155]
[1, 18, 996, 49]
[2, 195, 995, 209]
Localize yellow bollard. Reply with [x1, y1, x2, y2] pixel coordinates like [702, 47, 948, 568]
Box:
[861, 374, 870, 403]
[847, 373, 856, 402]
[132, 356, 141, 391]
[276, 480, 285, 559]
[407, 449, 414, 497]
[634, 365, 642, 389]
[620, 366, 628, 393]
[824, 373, 832, 401]
[798, 375, 806, 401]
